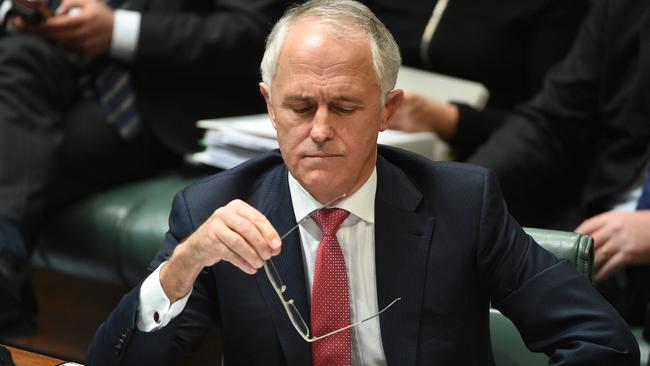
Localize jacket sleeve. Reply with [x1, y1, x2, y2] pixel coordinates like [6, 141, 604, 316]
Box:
[476, 169, 639, 365]
[467, 0, 605, 207]
[86, 191, 219, 366]
[449, 0, 591, 160]
[448, 103, 510, 161]
[132, 0, 287, 79]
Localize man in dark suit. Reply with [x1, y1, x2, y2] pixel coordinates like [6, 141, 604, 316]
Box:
[0, 0, 289, 333]
[467, 0, 650, 355]
[87, 0, 639, 364]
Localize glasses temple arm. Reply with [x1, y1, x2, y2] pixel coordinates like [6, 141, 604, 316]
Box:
[302, 297, 402, 343]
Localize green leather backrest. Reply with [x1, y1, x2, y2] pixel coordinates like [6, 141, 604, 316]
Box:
[37, 176, 196, 285]
[523, 227, 594, 282]
[490, 227, 594, 366]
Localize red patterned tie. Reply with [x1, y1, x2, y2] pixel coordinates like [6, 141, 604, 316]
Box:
[311, 208, 351, 366]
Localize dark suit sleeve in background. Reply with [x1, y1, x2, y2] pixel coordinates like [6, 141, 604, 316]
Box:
[466, 0, 606, 223]
[133, 0, 287, 79]
[450, 0, 591, 160]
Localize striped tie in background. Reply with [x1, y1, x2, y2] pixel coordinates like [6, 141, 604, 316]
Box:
[94, 61, 141, 139]
[92, 0, 140, 140]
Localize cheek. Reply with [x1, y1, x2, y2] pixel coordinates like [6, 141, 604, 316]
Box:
[343, 124, 379, 151]
[275, 121, 309, 155]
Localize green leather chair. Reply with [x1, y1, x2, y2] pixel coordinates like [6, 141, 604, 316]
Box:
[33, 177, 649, 365]
[34, 175, 197, 286]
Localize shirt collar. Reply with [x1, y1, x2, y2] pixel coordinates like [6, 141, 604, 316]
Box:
[288, 168, 376, 224]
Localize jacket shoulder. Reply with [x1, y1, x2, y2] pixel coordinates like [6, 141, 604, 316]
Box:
[179, 150, 285, 210]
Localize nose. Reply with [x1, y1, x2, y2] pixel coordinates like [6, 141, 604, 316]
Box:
[309, 106, 334, 143]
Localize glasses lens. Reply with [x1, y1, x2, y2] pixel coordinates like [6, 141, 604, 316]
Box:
[287, 302, 309, 336]
[264, 260, 285, 293]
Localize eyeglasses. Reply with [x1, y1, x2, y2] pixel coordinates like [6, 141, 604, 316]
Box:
[263, 194, 401, 343]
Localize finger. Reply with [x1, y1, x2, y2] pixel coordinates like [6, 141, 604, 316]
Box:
[238, 203, 282, 254]
[222, 209, 274, 261]
[589, 224, 615, 252]
[211, 217, 265, 270]
[594, 244, 609, 270]
[227, 200, 281, 256]
[216, 241, 258, 275]
[595, 252, 626, 281]
[575, 211, 609, 236]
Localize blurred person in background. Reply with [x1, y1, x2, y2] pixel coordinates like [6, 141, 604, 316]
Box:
[366, 0, 590, 160]
[466, 0, 650, 360]
[0, 0, 290, 335]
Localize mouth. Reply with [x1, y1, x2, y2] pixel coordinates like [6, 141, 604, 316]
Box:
[304, 151, 342, 158]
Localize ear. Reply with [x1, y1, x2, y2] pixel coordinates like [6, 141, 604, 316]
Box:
[259, 82, 277, 129]
[379, 89, 404, 132]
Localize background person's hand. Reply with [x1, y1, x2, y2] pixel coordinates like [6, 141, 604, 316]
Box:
[388, 89, 459, 141]
[576, 210, 650, 281]
[35, 0, 114, 57]
[8, 13, 28, 31]
[160, 199, 282, 302]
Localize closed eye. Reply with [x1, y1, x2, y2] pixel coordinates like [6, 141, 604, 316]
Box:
[330, 104, 359, 114]
[332, 105, 356, 114]
[293, 106, 314, 114]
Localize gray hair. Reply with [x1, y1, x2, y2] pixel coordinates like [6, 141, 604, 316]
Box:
[260, 0, 401, 96]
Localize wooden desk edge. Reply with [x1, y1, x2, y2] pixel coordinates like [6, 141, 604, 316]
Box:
[2, 344, 67, 366]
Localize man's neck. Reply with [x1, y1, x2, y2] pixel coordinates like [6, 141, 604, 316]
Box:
[287, 168, 377, 224]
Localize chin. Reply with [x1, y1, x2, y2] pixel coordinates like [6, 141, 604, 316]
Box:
[298, 170, 342, 197]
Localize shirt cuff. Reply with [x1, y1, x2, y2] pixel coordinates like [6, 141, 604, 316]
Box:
[110, 9, 141, 61]
[137, 261, 192, 332]
[1, 0, 12, 29]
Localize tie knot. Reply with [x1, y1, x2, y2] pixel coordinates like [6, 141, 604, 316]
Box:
[312, 208, 349, 237]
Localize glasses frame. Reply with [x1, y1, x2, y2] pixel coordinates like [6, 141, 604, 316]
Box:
[263, 194, 401, 343]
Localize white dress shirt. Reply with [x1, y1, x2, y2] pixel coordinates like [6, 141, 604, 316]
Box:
[0, 0, 11, 27]
[288, 169, 387, 366]
[138, 169, 387, 366]
[110, 10, 141, 61]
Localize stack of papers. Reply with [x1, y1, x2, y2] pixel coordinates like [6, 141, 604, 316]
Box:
[192, 116, 279, 169]
[190, 114, 442, 169]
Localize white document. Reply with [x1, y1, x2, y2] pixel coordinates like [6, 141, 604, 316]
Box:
[395, 66, 489, 110]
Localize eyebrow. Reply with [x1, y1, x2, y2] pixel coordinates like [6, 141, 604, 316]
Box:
[282, 95, 364, 104]
[283, 95, 312, 104]
[331, 96, 363, 104]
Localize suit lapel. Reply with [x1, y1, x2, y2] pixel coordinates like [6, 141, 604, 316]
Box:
[250, 166, 311, 365]
[374, 157, 435, 365]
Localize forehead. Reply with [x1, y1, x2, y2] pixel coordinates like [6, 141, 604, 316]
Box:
[273, 18, 379, 94]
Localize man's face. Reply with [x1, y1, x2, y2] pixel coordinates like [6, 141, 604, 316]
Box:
[260, 19, 402, 203]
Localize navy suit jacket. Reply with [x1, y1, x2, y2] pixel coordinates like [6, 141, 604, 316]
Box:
[87, 146, 638, 365]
